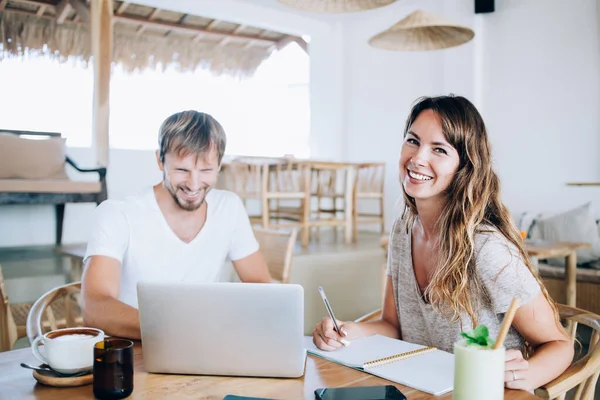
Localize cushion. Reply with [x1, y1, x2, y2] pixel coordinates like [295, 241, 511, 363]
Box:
[0, 179, 101, 194]
[516, 211, 543, 238]
[0, 134, 68, 179]
[534, 203, 600, 265]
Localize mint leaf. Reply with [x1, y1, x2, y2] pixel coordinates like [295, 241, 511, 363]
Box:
[460, 325, 495, 347]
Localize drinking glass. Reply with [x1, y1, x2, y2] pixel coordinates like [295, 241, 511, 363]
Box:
[93, 339, 134, 400]
[453, 339, 505, 400]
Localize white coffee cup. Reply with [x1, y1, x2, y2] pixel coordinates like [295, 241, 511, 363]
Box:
[31, 327, 105, 374]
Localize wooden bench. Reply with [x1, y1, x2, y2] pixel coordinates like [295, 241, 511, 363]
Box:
[0, 130, 107, 245]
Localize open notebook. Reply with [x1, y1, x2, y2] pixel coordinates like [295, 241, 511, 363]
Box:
[304, 334, 454, 396]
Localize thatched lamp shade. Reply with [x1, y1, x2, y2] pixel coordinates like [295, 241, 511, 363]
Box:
[368, 10, 475, 51]
[276, 0, 396, 13]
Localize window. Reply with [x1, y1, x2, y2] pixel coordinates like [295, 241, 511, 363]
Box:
[0, 43, 310, 157]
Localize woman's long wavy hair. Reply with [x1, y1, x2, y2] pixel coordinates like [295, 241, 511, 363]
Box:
[401, 95, 559, 329]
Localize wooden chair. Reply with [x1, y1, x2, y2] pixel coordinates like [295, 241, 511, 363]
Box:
[230, 157, 312, 247]
[0, 264, 82, 351]
[254, 228, 298, 284]
[0, 263, 20, 351]
[310, 163, 351, 242]
[353, 304, 600, 399]
[25, 281, 83, 344]
[535, 304, 600, 400]
[353, 163, 385, 242]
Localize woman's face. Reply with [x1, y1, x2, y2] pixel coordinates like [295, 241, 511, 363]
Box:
[399, 109, 460, 203]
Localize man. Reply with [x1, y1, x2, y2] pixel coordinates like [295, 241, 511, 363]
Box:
[81, 110, 271, 339]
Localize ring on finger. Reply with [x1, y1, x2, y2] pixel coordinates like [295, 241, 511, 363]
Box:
[511, 370, 517, 381]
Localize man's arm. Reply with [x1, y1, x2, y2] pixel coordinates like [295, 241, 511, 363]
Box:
[232, 250, 271, 283]
[80, 255, 141, 339]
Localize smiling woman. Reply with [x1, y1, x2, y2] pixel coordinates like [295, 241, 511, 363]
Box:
[313, 95, 574, 393]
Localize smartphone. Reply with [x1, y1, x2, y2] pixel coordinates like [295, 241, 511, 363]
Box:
[314, 385, 407, 400]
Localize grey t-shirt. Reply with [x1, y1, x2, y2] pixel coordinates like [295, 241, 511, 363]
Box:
[386, 218, 541, 353]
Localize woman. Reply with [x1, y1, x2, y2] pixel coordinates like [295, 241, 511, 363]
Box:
[313, 95, 573, 391]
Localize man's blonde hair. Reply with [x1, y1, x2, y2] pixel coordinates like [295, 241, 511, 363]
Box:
[158, 111, 226, 164]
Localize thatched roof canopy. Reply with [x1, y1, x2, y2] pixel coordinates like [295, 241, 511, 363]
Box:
[0, 0, 307, 77]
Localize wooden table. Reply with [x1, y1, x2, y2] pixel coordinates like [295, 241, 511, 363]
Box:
[524, 241, 591, 307]
[0, 343, 537, 399]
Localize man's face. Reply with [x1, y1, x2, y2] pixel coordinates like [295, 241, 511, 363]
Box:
[159, 148, 220, 212]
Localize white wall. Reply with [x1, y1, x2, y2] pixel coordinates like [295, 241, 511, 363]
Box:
[340, 0, 600, 227]
[481, 0, 600, 215]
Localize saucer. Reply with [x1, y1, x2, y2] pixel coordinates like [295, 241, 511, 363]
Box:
[32, 365, 93, 387]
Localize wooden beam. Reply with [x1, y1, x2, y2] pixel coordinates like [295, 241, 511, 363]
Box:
[113, 14, 277, 46]
[55, 0, 72, 24]
[276, 36, 296, 50]
[193, 19, 217, 42]
[164, 13, 189, 37]
[36, 4, 47, 16]
[177, 14, 189, 24]
[205, 19, 219, 31]
[91, 0, 113, 167]
[295, 37, 308, 53]
[232, 24, 246, 35]
[69, 0, 89, 23]
[148, 7, 161, 20]
[218, 27, 244, 46]
[0, 0, 9, 11]
[115, 1, 128, 15]
[4, 0, 58, 8]
[136, 7, 160, 36]
[276, 35, 308, 53]
[244, 29, 265, 49]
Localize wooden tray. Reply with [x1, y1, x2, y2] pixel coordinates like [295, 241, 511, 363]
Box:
[32, 368, 93, 387]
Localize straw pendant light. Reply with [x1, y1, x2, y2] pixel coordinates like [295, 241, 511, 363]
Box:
[368, 10, 475, 51]
[276, 0, 396, 13]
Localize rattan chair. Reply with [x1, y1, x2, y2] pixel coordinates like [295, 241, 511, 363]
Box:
[25, 281, 83, 344]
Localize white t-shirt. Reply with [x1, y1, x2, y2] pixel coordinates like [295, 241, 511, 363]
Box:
[84, 188, 259, 308]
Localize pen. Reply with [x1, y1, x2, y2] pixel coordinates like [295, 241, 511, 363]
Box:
[318, 286, 350, 346]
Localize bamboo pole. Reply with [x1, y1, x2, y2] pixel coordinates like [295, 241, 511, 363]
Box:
[91, 0, 112, 167]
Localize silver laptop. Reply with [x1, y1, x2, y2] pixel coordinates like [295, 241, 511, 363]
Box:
[137, 281, 306, 378]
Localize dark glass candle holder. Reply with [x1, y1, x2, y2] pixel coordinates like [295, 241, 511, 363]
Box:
[93, 338, 134, 400]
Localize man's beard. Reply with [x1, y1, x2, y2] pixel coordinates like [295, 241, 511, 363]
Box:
[165, 181, 209, 212]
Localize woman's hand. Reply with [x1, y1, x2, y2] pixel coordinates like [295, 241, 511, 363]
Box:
[312, 317, 363, 351]
[504, 349, 532, 391]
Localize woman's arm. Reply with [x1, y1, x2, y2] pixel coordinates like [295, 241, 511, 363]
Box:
[505, 293, 574, 390]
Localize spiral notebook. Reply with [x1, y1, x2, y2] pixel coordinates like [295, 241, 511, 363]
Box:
[304, 334, 454, 396]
